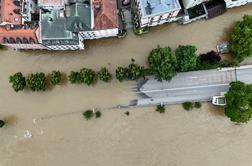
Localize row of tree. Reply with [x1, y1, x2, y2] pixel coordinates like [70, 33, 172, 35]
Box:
[9, 71, 62, 92]
[9, 45, 228, 92]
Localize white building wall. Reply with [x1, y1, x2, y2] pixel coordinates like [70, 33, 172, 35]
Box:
[80, 28, 119, 40]
[182, 0, 209, 9]
[224, 0, 248, 8]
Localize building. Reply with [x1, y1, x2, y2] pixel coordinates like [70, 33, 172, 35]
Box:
[224, 0, 248, 8]
[181, 0, 209, 9]
[0, 0, 119, 50]
[79, 0, 119, 40]
[134, 0, 181, 27]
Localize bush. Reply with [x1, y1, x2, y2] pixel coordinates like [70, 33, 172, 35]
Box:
[83, 110, 94, 120]
[156, 104, 165, 113]
[128, 63, 145, 80]
[26, 72, 47, 91]
[9, 72, 26, 92]
[175, 45, 198, 72]
[230, 15, 252, 62]
[194, 102, 202, 109]
[98, 68, 112, 82]
[148, 46, 177, 81]
[199, 51, 221, 65]
[182, 102, 193, 111]
[95, 111, 102, 118]
[79, 68, 96, 86]
[69, 71, 80, 84]
[124, 111, 130, 116]
[0, 120, 5, 128]
[115, 67, 129, 82]
[50, 70, 61, 85]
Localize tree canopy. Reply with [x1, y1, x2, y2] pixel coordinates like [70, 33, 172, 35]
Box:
[9, 72, 26, 92]
[148, 46, 177, 81]
[98, 67, 112, 82]
[230, 15, 252, 62]
[115, 67, 129, 82]
[225, 81, 252, 123]
[175, 45, 198, 72]
[26, 72, 47, 91]
[50, 70, 62, 85]
[127, 63, 145, 80]
[79, 68, 96, 86]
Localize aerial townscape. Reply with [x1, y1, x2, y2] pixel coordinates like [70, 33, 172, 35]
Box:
[2, 0, 252, 166]
[0, 0, 251, 50]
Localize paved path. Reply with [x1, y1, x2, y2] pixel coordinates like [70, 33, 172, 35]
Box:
[135, 65, 252, 106]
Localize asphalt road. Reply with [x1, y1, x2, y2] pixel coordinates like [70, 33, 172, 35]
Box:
[135, 66, 252, 106]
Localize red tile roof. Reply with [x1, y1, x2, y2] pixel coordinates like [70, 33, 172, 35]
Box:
[0, 26, 38, 44]
[0, 0, 22, 24]
[93, 0, 118, 30]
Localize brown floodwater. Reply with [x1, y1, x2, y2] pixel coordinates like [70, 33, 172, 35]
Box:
[0, 4, 252, 166]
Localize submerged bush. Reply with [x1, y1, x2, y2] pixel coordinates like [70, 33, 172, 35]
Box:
[98, 67, 112, 82]
[182, 102, 193, 111]
[9, 72, 26, 92]
[83, 110, 94, 120]
[50, 70, 62, 85]
[156, 104, 165, 113]
[0, 120, 5, 128]
[26, 72, 47, 91]
[194, 102, 202, 109]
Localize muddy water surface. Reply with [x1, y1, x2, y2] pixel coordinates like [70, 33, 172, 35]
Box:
[1, 5, 252, 166]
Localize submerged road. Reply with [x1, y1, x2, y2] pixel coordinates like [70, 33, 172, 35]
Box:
[135, 65, 252, 106]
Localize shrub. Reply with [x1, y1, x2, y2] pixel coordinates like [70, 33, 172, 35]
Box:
[50, 70, 61, 85]
[194, 102, 202, 109]
[156, 104, 165, 113]
[182, 102, 193, 111]
[79, 68, 96, 86]
[124, 111, 130, 116]
[69, 71, 80, 84]
[148, 46, 177, 81]
[83, 110, 94, 120]
[115, 67, 129, 82]
[0, 120, 5, 128]
[230, 15, 252, 62]
[199, 51, 221, 65]
[128, 63, 145, 80]
[26, 72, 47, 91]
[98, 68, 112, 82]
[95, 111, 102, 118]
[9, 72, 26, 92]
[175, 45, 198, 72]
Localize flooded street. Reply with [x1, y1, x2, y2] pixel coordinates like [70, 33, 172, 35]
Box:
[1, 4, 252, 166]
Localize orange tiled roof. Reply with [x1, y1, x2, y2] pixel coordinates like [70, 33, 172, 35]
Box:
[0, 0, 22, 24]
[0, 26, 38, 44]
[93, 0, 118, 30]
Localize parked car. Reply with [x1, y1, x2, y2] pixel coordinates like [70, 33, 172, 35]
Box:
[217, 41, 230, 54]
[212, 96, 226, 106]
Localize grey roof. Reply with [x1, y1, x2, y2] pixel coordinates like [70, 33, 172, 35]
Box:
[140, 0, 181, 18]
[66, 2, 91, 32]
[41, 10, 79, 46]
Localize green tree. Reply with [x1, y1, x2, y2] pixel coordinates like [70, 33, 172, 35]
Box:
[194, 102, 202, 109]
[83, 110, 94, 120]
[69, 71, 80, 84]
[0, 120, 5, 128]
[98, 67, 112, 82]
[9, 72, 26, 92]
[156, 104, 165, 113]
[182, 102, 193, 111]
[115, 67, 129, 82]
[26, 72, 47, 91]
[230, 15, 252, 62]
[148, 46, 177, 81]
[175, 45, 198, 72]
[79, 68, 96, 86]
[50, 70, 61, 85]
[128, 63, 145, 80]
[225, 81, 252, 123]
